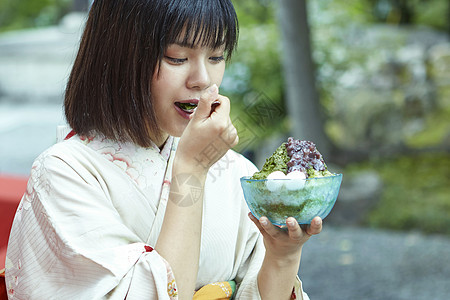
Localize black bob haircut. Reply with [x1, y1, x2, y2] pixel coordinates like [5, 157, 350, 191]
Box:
[65, 0, 239, 147]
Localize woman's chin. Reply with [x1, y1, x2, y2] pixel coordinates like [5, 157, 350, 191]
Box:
[163, 126, 187, 139]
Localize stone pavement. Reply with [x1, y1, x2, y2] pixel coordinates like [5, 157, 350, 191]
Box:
[298, 225, 450, 300]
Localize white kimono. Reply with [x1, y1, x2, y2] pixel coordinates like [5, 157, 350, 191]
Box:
[5, 134, 309, 299]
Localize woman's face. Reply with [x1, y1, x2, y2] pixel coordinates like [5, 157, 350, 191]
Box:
[151, 42, 226, 146]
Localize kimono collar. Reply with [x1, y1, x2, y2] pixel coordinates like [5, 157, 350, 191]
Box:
[153, 136, 174, 162]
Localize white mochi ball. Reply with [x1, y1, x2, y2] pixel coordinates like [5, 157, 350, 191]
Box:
[266, 171, 286, 192]
[285, 170, 307, 190]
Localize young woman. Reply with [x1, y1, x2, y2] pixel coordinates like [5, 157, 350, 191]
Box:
[5, 0, 322, 299]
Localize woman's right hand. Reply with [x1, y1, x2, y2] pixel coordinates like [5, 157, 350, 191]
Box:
[175, 84, 238, 174]
[161, 84, 237, 298]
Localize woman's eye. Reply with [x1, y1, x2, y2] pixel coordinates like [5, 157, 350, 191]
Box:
[210, 56, 224, 63]
[165, 56, 187, 64]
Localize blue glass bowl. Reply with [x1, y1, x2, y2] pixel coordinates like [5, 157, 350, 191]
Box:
[240, 174, 343, 225]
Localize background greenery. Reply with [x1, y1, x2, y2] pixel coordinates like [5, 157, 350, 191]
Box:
[0, 0, 71, 32]
[347, 153, 450, 235]
[0, 0, 449, 235]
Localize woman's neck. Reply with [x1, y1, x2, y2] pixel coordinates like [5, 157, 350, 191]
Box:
[153, 133, 170, 150]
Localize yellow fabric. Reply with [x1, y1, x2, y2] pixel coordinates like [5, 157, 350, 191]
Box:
[193, 281, 234, 300]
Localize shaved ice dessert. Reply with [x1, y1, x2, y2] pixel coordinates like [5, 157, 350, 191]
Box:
[240, 137, 342, 225]
[251, 137, 333, 180]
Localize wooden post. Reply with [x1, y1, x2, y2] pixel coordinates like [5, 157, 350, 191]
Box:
[277, 0, 331, 156]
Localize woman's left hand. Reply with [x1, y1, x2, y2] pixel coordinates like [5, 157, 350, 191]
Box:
[248, 213, 322, 260]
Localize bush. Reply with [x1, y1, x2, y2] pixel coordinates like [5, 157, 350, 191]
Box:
[347, 153, 450, 235]
[0, 0, 71, 32]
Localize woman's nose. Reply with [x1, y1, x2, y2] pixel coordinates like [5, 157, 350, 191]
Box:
[186, 62, 211, 90]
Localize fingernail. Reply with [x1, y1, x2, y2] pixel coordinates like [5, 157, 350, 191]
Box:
[208, 84, 218, 95]
[260, 218, 268, 226]
[287, 219, 295, 227]
[314, 218, 321, 226]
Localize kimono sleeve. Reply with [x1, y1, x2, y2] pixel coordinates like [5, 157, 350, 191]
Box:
[5, 152, 177, 299]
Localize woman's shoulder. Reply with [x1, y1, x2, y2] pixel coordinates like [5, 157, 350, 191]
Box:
[35, 138, 89, 161]
[30, 138, 103, 176]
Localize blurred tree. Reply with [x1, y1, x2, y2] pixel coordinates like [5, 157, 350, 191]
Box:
[277, 0, 330, 156]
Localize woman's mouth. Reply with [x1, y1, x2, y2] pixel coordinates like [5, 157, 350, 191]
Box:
[174, 100, 199, 119]
[175, 102, 198, 114]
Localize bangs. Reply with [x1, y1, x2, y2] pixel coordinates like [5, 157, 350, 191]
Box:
[163, 0, 238, 59]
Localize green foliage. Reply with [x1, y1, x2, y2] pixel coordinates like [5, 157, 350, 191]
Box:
[413, 0, 449, 31]
[362, 0, 449, 30]
[405, 104, 450, 148]
[310, 0, 375, 25]
[346, 153, 450, 235]
[232, 0, 277, 26]
[0, 0, 71, 32]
